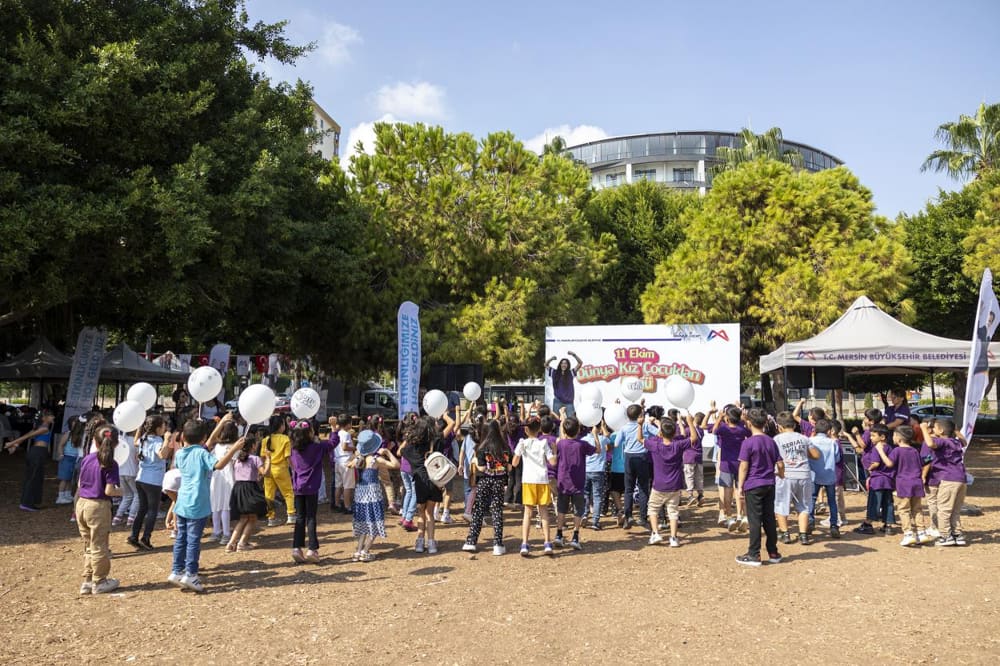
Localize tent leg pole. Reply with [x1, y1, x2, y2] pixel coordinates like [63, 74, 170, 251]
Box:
[931, 370, 937, 409]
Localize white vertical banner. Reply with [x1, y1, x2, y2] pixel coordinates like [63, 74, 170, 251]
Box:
[236, 355, 251, 376]
[208, 343, 231, 401]
[178, 354, 192, 372]
[62, 327, 108, 432]
[962, 269, 1000, 444]
[397, 301, 421, 418]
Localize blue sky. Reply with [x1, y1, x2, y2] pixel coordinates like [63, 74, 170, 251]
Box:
[244, 0, 999, 218]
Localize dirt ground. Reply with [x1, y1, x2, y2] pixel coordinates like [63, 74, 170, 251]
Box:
[2, 445, 1000, 665]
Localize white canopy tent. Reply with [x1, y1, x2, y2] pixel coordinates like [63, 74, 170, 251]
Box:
[760, 296, 1000, 375]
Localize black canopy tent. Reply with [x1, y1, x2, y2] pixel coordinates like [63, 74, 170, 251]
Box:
[0, 337, 75, 380]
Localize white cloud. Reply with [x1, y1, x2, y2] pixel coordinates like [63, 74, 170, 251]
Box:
[374, 81, 447, 120]
[317, 21, 362, 66]
[340, 114, 397, 172]
[522, 124, 609, 154]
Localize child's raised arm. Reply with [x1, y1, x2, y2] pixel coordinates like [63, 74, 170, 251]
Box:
[847, 427, 866, 453]
[874, 442, 893, 467]
[685, 413, 700, 444]
[378, 447, 400, 471]
[919, 422, 937, 448]
[206, 412, 234, 450]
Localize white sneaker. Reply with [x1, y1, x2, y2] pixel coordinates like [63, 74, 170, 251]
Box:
[56, 492, 73, 505]
[179, 573, 205, 593]
[669, 537, 680, 548]
[899, 532, 917, 547]
[917, 531, 935, 545]
[441, 513, 454, 524]
[414, 537, 425, 553]
[717, 513, 728, 526]
[427, 539, 439, 554]
[286, 515, 296, 525]
[925, 527, 941, 539]
[492, 545, 506, 556]
[92, 578, 120, 594]
[167, 572, 185, 587]
[219, 535, 229, 545]
[738, 517, 749, 533]
[820, 518, 832, 528]
[461, 543, 477, 553]
[433, 507, 441, 521]
[648, 533, 664, 545]
[79, 581, 94, 595]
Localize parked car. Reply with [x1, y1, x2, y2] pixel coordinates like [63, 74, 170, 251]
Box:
[910, 405, 955, 419]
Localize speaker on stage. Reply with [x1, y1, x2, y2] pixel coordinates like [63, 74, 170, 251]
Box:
[426, 363, 484, 393]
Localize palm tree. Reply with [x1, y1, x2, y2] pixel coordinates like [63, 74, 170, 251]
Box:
[712, 127, 804, 175]
[921, 102, 1000, 180]
[541, 135, 569, 156]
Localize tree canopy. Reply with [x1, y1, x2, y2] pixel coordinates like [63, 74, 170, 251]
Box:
[641, 159, 912, 381]
[350, 122, 615, 380]
[0, 0, 366, 372]
[921, 101, 1000, 180]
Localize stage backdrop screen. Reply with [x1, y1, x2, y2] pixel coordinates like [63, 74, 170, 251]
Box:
[544, 324, 741, 412]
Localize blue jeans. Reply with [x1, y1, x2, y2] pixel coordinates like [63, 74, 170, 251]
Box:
[584, 472, 606, 525]
[869, 488, 895, 525]
[172, 515, 207, 576]
[810, 484, 838, 528]
[553, 398, 576, 416]
[401, 471, 417, 521]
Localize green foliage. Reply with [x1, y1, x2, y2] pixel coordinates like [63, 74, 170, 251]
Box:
[713, 127, 804, 175]
[0, 1, 367, 374]
[582, 181, 700, 323]
[899, 182, 985, 338]
[351, 123, 615, 379]
[641, 159, 912, 367]
[921, 102, 1000, 180]
[961, 170, 1000, 282]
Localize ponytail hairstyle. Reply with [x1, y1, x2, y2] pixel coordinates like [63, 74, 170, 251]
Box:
[83, 414, 108, 454]
[94, 426, 118, 469]
[67, 414, 89, 449]
[138, 415, 166, 444]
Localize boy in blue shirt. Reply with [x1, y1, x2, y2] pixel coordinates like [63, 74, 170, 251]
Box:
[168, 417, 244, 593]
[582, 423, 609, 530]
[807, 419, 842, 539]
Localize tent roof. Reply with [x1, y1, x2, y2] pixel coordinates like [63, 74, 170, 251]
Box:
[0, 337, 75, 380]
[760, 296, 1000, 374]
[101, 343, 190, 384]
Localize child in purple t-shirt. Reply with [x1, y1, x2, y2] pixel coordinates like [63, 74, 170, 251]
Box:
[920, 419, 968, 546]
[289, 422, 335, 564]
[849, 424, 895, 535]
[875, 425, 929, 547]
[735, 408, 784, 567]
[553, 417, 596, 550]
[640, 413, 698, 548]
[75, 425, 122, 594]
[713, 406, 750, 532]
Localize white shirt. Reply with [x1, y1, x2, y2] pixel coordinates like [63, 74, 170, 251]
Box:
[514, 437, 554, 485]
[334, 430, 353, 465]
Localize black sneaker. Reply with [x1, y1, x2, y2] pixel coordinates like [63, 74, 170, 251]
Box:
[767, 552, 783, 564]
[126, 535, 142, 550]
[830, 527, 841, 539]
[798, 533, 813, 546]
[779, 531, 793, 545]
[138, 537, 154, 551]
[735, 553, 762, 567]
[854, 523, 875, 535]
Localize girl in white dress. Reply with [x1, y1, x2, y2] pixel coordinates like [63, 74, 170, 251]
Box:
[209, 421, 238, 544]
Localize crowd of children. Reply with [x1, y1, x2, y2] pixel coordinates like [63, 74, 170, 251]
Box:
[2, 387, 974, 594]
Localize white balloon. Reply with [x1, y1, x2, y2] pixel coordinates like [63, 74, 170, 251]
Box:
[126, 382, 157, 411]
[620, 376, 645, 402]
[422, 389, 449, 418]
[290, 387, 321, 419]
[665, 375, 695, 409]
[576, 403, 603, 428]
[462, 382, 482, 402]
[188, 366, 223, 403]
[579, 384, 603, 409]
[113, 400, 145, 433]
[604, 404, 629, 431]
[239, 384, 276, 425]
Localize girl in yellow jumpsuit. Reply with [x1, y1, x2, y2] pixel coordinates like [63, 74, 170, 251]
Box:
[263, 416, 295, 526]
